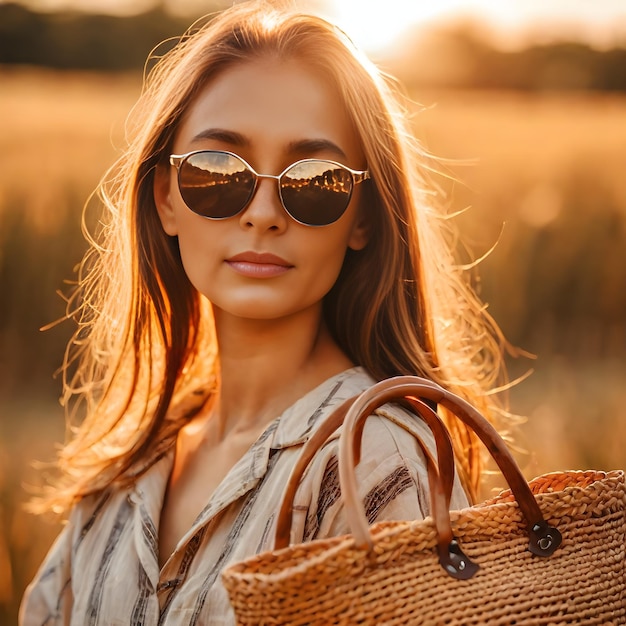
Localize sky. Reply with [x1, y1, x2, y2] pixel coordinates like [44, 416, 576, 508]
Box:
[12, 0, 626, 53]
[329, 0, 626, 52]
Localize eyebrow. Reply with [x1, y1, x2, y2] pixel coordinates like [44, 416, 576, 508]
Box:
[189, 129, 348, 161]
[286, 138, 347, 161]
[190, 128, 249, 147]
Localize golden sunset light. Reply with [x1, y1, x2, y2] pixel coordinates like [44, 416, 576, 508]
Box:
[1, 0, 625, 623]
[327, 0, 626, 53]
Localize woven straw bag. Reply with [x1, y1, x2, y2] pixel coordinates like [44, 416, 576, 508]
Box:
[222, 376, 626, 625]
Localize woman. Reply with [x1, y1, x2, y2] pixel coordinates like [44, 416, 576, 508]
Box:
[20, 2, 509, 624]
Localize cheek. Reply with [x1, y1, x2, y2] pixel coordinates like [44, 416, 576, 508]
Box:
[174, 217, 220, 285]
[177, 219, 204, 257]
[309, 230, 354, 284]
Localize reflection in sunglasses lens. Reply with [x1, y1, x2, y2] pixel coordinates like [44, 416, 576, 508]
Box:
[178, 153, 353, 225]
[180, 153, 254, 218]
[281, 163, 352, 225]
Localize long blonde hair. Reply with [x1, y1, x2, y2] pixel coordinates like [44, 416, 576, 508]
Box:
[40, 1, 509, 513]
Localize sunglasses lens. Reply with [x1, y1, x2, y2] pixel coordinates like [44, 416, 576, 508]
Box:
[280, 161, 353, 226]
[178, 152, 255, 218]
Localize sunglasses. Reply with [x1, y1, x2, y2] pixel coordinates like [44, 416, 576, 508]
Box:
[169, 150, 370, 227]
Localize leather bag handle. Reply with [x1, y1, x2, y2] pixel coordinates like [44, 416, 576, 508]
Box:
[275, 384, 477, 578]
[275, 376, 562, 579]
[339, 377, 562, 560]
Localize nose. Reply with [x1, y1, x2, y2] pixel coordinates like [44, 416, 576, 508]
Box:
[238, 174, 288, 232]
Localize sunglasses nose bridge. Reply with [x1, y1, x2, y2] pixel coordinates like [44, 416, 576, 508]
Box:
[240, 171, 290, 225]
[248, 171, 286, 210]
[254, 172, 282, 189]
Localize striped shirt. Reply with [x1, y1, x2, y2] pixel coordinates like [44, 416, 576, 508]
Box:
[20, 367, 469, 625]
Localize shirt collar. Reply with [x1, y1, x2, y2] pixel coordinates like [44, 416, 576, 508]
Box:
[130, 367, 373, 510]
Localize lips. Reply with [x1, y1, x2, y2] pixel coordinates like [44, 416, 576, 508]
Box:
[227, 251, 292, 266]
[225, 251, 293, 278]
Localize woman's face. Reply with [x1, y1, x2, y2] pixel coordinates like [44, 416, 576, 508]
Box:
[154, 57, 368, 324]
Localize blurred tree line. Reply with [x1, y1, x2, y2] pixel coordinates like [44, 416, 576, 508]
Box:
[1, 2, 625, 90]
[389, 24, 626, 92]
[0, 3, 208, 71]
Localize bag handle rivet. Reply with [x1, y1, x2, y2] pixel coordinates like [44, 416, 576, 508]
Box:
[530, 522, 562, 556]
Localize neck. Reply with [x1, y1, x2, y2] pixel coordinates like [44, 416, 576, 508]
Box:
[207, 304, 353, 439]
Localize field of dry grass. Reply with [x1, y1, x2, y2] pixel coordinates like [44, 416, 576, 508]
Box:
[1, 68, 625, 623]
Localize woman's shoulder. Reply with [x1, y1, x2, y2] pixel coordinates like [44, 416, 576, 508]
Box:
[290, 376, 470, 541]
[297, 367, 438, 456]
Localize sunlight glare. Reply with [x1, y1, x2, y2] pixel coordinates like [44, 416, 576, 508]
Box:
[326, 0, 626, 53]
[327, 0, 466, 53]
